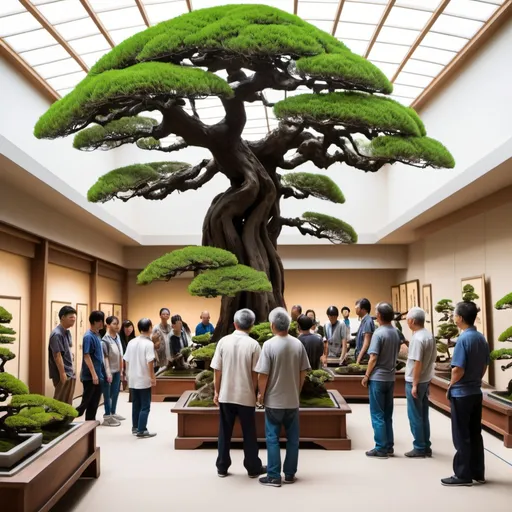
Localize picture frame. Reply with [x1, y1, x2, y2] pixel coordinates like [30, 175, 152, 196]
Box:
[461, 275, 487, 338]
[0, 295, 22, 378]
[406, 280, 420, 311]
[422, 284, 434, 334]
[399, 283, 407, 314]
[391, 286, 400, 314]
[113, 304, 123, 321]
[99, 302, 114, 318]
[51, 301, 72, 333]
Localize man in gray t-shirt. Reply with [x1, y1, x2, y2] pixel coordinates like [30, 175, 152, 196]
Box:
[404, 307, 437, 458]
[361, 302, 403, 459]
[256, 308, 310, 487]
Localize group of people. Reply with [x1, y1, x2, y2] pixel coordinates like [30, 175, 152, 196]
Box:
[48, 295, 490, 487]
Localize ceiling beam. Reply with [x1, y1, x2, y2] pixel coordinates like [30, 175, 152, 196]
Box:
[364, 0, 395, 58]
[0, 38, 59, 103]
[135, 0, 151, 27]
[293, 0, 299, 15]
[390, 0, 450, 83]
[186, 0, 193, 11]
[79, 0, 115, 48]
[412, 0, 512, 111]
[20, 0, 88, 72]
[331, 0, 347, 36]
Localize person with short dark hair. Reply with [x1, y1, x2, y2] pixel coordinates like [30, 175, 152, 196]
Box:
[297, 315, 324, 370]
[323, 306, 349, 365]
[290, 305, 302, 322]
[76, 310, 105, 421]
[102, 316, 125, 427]
[170, 314, 192, 356]
[48, 306, 77, 405]
[341, 306, 351, 330]
[441, 301, 490, 487]
[124, 318, 157, 438]
[196, 310, 215, 336]
[119, 320, 136, 391]
[305, 309, 320, 334]
[361, 302, 402, 459]
[355, 298, 375, 364]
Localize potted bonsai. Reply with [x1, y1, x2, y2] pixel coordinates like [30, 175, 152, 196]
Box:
[0, 306, 78, 469]
[489, 293, 512, 406]
[434, 299, 459, 375]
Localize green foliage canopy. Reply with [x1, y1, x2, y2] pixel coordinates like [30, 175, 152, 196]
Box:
[495, 293, 512, 310]
[490, 348, 512, 360]
[281, 172, 345, 203]
[498, 326, 512, 342]
[0, 373, 29, 395]
[0, 307, 12, 323]
[302, 212, 358, 244]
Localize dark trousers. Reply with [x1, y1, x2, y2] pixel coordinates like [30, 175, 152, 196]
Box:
[450, 393, 485, 481]
[131, 387, 152, 433]
[216, 402, 262, 475]
[76, 380, 102, 421]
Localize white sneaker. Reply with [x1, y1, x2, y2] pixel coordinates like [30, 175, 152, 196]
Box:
[102, 415, 121, 427]
[112, 414, 126, 421]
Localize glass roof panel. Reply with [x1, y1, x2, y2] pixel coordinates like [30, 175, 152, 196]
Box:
[21, 44, 69, 66]
[37, 0, 88, 25]
[421, 32, 468, 52]
[392, 83, 425, 98]
[68, 34, 111, 54]
[368, 42, 410, 64]
[340, 2, 387, 24]
[0, 12, 40, 38]
[369, 61, 399, 80]
[444, 0, 499, 21]
[395, 0, 440, 10]
[47, 70, 87, 90]
[97, 6, 144, 31]
[0, 1, 25, 17]
[431, 14, 483, 38]
[413, 45, 456, 65]
[4, 28, 57, 53]
[337, 22, 376, 40]
[343, 39, 370, 56]
[88, 0, 135, 12]
[403, 59, 443, 76]
[34, 57, 82, 79]
[110, 25, 148, 45]
[304, 19, 333, 32]
[377, 26, 420, 45]
[394, 71, 433, 88]
[54, 18, 99, 40]
[298, 2, 338, 20]
[386, 6, 432, 30]
[144, 1, 189, 25]
[80, 49, 111, 68]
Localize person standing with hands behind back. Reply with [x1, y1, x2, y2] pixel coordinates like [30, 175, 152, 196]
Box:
[124, 318, 157, 439]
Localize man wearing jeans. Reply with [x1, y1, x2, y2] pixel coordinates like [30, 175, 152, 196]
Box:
[361, 302, 402, 459]
[442, 301, 489, 487]
[124, 318, 157, 439]
[210, 308, 266, 478]
[256, 308, 310, 487]
[404, 307, 437, 458]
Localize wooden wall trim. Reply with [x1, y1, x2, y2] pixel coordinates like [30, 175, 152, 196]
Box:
[29, 239, 48, 394]
[48, 248, 93, 274]
[90, 260, 98, 312]
[0, 222, 40, 244]
[98, 261, 125, 282]
[0, 231, 35, 259]
[122, 269, 129, 322]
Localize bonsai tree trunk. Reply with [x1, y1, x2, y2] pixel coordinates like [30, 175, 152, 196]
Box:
[202, 139, 286, 339]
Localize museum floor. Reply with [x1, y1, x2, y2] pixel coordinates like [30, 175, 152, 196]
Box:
[50, 395, 512, 512]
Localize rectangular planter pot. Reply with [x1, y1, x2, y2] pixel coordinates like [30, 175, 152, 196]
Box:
[172, 390, 352, 450]
[429, 376, 512, 448]
[325, 371, 406, 399]
[153, 375, 198, 402]
[0, 421, 100, 512]
[0, 433, 43, 470]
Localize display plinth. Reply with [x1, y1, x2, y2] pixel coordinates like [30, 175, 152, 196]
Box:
[429, 376, 512, 448]
[153, 375, 197, 401]
[325, 372, 406, 399]
[172, 390, 352, 450]
[0, 421, 100, 512]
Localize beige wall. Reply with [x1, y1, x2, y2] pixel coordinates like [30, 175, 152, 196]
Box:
[0, 250, 31, 383]
[127, 269, 398, 333]
[97, 276, 123, 307]
[400, 200, 512, 390]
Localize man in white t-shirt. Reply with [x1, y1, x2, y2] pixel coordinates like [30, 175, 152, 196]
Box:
[210, 309, 266, 479]
[123, 318, 157, 439]
[405, 307, 437, 458]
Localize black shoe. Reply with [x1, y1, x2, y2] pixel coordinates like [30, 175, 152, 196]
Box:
[387, 448, 394, 457]
[248, 465, 267, 478]
[284, 475, 296, 484]
[366, 449, 388, 459]
[425, 448, 433, 457]
[473, 477, 486, 484]
[217, 471, 228, 478]
[259, 476, 281, 487]
[131, 427, 138, 436]
[136, 430, 157, 439]
[405, 449, 426, 458]
[441, 476, 473, 487]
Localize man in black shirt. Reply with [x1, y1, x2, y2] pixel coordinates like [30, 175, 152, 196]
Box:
[297, 315, 323, 369]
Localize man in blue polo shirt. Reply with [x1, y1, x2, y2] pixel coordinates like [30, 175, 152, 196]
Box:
[195, 311, 215, 336]
[442, 301, 489, 487]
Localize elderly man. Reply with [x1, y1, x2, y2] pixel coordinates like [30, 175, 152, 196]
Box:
[195, 310, 215, 336]
[405, 307, 437, 458]
[442, 301, 490, 487]
[210, 309, 266, 479]
[361, 302, 402, 459]
[256, 307, 310, 487]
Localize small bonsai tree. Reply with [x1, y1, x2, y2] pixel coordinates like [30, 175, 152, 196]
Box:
[490, 293, 512, 397]
[35, 5, 454, 340]
[435, 299, 458, 361]
[0, 306, 77, 447]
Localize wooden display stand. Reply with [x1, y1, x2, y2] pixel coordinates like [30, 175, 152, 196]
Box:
[172, 390, 352, 450]
[429, 376, 512, 448]
[153, 376, 197, 401]
[325, 372, 406, 399]
[0, 421, 100, 512]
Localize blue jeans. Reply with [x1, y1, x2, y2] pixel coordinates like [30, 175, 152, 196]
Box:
[265, 408, 299, 479]
[102, 371, 121, 416]
[369, 380, 395, 452]
[131, 387, 152, 433]
[406, 381, 431, 452]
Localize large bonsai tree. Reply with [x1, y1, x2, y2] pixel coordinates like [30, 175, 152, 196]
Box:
[34, 5, 454, 338]
[490, 293, 512, 397]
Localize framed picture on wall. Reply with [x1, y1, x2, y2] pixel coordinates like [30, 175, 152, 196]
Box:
[0, 295, 22, 378]
[461, 275, 487, 338]
[406, 280, 420, 311]
[113, 304, 123, 321]
[399, 283, 407, 314]
[422, 284, 434, 335]
[391, 286, 400, 314]
[99, 303, 114, 318]
[51, 301, 71, 333]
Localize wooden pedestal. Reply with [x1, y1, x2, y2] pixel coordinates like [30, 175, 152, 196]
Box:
[0, 421, 100, 512]
[153, 376, 197, 401]
[172, 390, 352, 450]
[325, 372, 406, 399]
[430, 376, 512, 448]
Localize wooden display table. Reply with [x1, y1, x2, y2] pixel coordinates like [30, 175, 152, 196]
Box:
[153, 375, 197, 401]
[172, 390, 352, 450]
[429, 376, 512, 448]
[325, 372, 406, 399]
[0, 421, 100, 512]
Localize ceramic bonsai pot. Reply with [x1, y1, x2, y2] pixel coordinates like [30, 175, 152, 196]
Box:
[0, 433, 43, 470]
